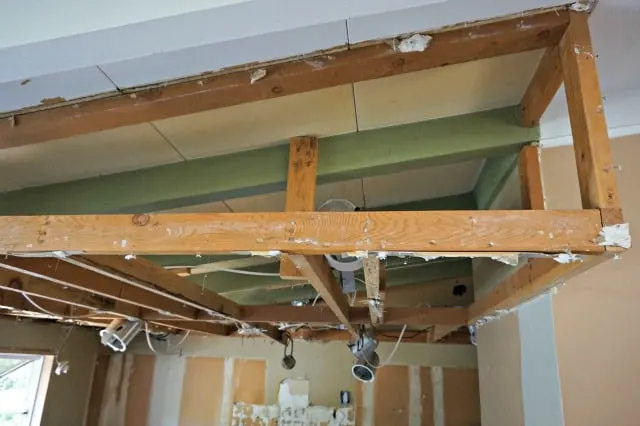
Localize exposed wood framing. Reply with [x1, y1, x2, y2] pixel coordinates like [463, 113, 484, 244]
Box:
[289, 255, 354, 333]
[0, 210, 606, 255]
[0, 107, 532, 215]
[519, 145, 545, 209]
[240, 305, 467, 326]
[363, 256, 385, 324]
[520, 46, 563, 126]
[468, 255, 612, 323]
[560, 11, 622, 225]
[0, 10, 568, 148]
[280, 136, 319, 279]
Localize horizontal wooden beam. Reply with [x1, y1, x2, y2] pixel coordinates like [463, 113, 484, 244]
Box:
[0, 210, 606, 255]
[0, 10, 566, 149]
[468, 255, 613, 323]
[240, 305, 467, 326]
[0, 108, 531, 215]
[0, 257, 195, 318]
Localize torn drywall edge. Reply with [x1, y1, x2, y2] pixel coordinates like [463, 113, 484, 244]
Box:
[597, 223, 631, 249]
[278, 379, 310, 409]
[394, 34, 432, 53]
[553, 252, 584, 264]
[249, 68, 267, 84]
[570, 0, 596, 12]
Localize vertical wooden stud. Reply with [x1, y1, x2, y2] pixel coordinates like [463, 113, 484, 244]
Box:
[518, 145, 545, 210]
[280, 136, 319, 278]
[560, 12, 622, 225]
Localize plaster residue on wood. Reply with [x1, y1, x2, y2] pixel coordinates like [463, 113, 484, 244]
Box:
[596, 223, 631, 249]
[394, 34, 432, 53]
[231, 379, 354, 425]
[250, 68, 267, 84]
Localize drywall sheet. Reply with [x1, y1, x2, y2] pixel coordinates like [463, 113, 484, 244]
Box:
[443, 368, 480, 426]
[233, 359, 267, 405]
[178, 357, 225, 425]
[374, 366, 409, 426]
[125, 355, 155, 426]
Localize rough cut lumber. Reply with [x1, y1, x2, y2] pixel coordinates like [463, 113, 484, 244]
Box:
[239, 305, 467, 326]
[280, 136, 319, 279]
[0, 107, 533, 215]
[0, 10, 568, 148]
[520, 46, 564, 126]
[0, 257, 195, 318]
[560, 11, 622, 225]
[468, 255, 613, 323]
[78, 256, 241, 319]
[0, 210, 606, 255]
[363, 256, 384, 324]
[519, 145, 545, 209]
[289, 255, 353, 333]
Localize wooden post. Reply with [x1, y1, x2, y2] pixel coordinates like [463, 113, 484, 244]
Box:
[363, 255, 385, 324]
[560, 11, 622, 225]
[280, 136, 319, 278]
[519, 145, 545, 210]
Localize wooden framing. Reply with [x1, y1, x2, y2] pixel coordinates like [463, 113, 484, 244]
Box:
[0, 210, 607, 255]
[0, 10, 568, 148]
[280, 136, 319, 279]
[363, 256, 385, 324]
[0, 8, 629, 339]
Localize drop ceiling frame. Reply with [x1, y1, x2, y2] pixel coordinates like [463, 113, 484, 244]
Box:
[0, 8, 628, 342]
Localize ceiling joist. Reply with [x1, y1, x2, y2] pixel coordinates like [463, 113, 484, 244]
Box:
[0, 10, 568, 148]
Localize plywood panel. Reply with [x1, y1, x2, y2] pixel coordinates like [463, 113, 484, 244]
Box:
[374, 365, 409, 426]
[125, 355, 156, 426]
[420, 368, 435, 426]
[443, 368, 480, 426]
[0, 123, 182, 190]
[155, 85, 356, 160]
[179, 357, 225, 425]
[354, 51, 542, 130]
[233, 359, 267, 405]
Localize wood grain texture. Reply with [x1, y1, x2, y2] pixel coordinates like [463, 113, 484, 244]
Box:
[520, 46, 564, 127]
[125, 355, 156, 426]
[281, 136, 319, 279]
[560, 12, 622, 224]
[0, 210, 605, 254]
[374, 365, 409, 426]
[442, 368, 481, 426]
[0, 256, 194, 318]
[80, 255, 240, 318]
[519, 145, 545, 210]
[289, 254, 353, 333]
[468, 254, 613, 322]
[0, 11, 568, 148]
[239, 306, 467, 326]
[363, 256, 383, 324]
[179, 357, 225, 425]
[232, 359, 266, 405]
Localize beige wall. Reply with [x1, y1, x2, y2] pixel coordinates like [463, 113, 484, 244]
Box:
[94, 335, 479, 425]
[0, 317, 101, 426]
[542, 135, 640, 426]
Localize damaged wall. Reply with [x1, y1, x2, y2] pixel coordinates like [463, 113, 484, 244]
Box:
[542, 135, 640, 426]
[0, 317, 101, 426]
[91, 335, 479, 426]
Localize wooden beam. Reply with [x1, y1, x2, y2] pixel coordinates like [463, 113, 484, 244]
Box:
[363, 256, 384, 324]
[289, 255, 353, 332]
[560, 11, 622, 225]
[78, 256, 241, 319]
[519, 145, 545, 209]
[0, 11, 567, 149]
[149, 320, 230, 336]
[520, 46, 564, 126]
[0, 108, 531, 216]
[0, 210, 606, 255]
[281, 136, 319, 279]
[240, 305, 467, 326]
[0, 257, 195, 318]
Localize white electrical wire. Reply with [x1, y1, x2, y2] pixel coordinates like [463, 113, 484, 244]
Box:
[377, 324, 407, 368]
[217, 268, 281, 277]
[167, 331, 191, 351]
[22, 293, 98, 319]
[144, 322, 159, 354]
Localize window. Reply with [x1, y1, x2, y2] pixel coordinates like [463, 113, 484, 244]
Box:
[0, 354, 53, 426]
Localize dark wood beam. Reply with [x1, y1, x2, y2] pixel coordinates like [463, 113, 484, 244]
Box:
[0, 10, 568, 148]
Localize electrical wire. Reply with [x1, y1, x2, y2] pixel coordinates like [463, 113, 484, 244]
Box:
[167, 331, 191, 351]
[377, 325, 407, 368]
[22, 293, 98, 319]
[144, 322, 159, 354]
[217, 268, 281, 277]
[376, 326, 435, 340]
